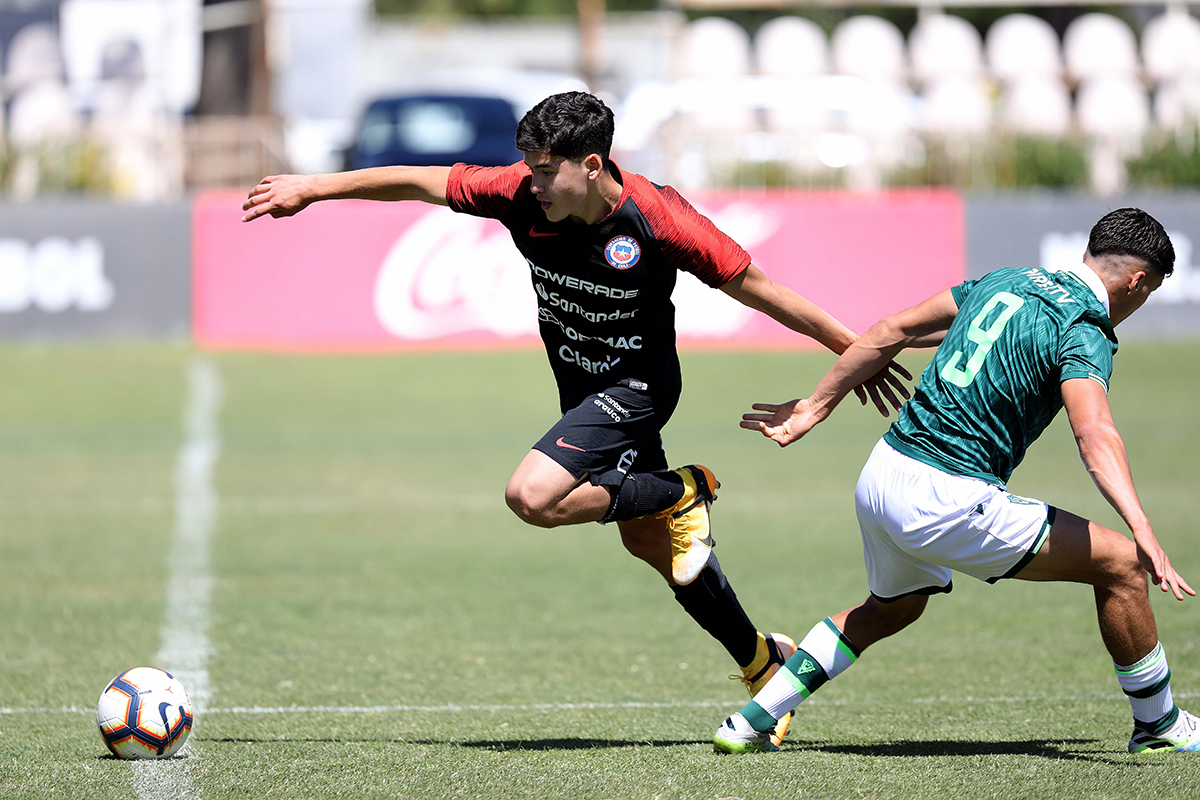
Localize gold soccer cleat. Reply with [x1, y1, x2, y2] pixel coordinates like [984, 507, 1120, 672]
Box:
[656, 465, 719, 586]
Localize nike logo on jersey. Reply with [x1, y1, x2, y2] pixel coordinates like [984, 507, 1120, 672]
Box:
[529, 227, 558, 237]
[555, 437, 586, 452]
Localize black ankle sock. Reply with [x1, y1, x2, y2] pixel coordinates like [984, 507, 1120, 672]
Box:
[671, 553, 758, 667]
[602, 471, 685, 523]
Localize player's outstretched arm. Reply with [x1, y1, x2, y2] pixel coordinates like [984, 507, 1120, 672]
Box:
[241, 166, 451, 222]
[1062, 378, 1195, 601]
[719, 264, 913, 415]
[742, 287, 959, 446]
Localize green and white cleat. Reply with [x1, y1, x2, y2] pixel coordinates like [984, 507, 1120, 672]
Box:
[1129, 709, 1200, 753]
[714, 713, 778, 754]
[735, 632, 797, 747]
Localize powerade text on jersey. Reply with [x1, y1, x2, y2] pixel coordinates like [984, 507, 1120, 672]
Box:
[445, 161, 749, 408]
[885, 267, 1117, 485]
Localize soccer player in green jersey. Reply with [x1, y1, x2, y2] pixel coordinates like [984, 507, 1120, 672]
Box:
[714, 207, 1200, 755]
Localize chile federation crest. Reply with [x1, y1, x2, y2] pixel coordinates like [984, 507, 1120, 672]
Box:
[604, 235, 641, 270]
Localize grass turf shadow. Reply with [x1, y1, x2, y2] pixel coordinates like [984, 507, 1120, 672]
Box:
[793, 738, 1135, 764]
[458, 738, 706, 751]
[201, 736, 707, 750]
[199, 736, 1149, 764]
[462, 737, 1138, 762]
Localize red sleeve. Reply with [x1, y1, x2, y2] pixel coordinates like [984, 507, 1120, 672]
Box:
[631, 176, 751, 288]
[445, 162, 531, 220]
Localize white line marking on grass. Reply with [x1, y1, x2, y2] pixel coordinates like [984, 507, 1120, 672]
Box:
[0, 491, 500, 516]
[132, 358, 221, 800]
[9, 692, 1199, 718]
[211, 701, 736, 714]
[0, 488, 847, 517]
[161, 691, 1200, 714]
[158, 357, 221, 711]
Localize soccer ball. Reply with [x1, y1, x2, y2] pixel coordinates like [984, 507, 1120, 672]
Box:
[96, 667, 193, 759]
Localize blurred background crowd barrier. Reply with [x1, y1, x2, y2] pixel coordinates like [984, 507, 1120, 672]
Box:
[3, 0, 1200, 196]
[1, 0, 1199, 346]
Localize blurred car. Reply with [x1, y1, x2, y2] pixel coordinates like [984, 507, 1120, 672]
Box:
[342, 93, 521, 171]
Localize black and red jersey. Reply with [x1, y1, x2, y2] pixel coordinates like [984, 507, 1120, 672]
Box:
[446, 161, 750, 406]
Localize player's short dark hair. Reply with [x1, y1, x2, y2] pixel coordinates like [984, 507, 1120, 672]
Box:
[515, 91, 614, 168]
[1087, 208, 1175, 277]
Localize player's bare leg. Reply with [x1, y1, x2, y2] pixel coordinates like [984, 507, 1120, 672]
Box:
[830, 594, 928, 651]
[506, 451, 719, 584]
[504, 449, 610, 527]
[1014, 510, 1156, 664]
[617, 514, 672, 580]
[1015, 509, 1199, 752]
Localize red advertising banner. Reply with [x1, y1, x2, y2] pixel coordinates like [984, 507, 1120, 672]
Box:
[193, 189, 963, 350]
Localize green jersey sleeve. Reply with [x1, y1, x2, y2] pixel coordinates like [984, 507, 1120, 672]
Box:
[1058, 321, 1114, 393]
[950, 279, 978, 309]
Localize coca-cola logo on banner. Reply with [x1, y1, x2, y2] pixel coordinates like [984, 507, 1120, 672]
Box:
[373, 210, 535, 340]
[371, 203, 779, 342]
[193, 189, 963, 350]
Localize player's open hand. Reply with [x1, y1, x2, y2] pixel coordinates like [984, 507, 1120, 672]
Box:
[242, 175, 315, 222]
[741, 398, 821, 447]
[1133, 527, 1195, 601]
[853, 360, 913, 417]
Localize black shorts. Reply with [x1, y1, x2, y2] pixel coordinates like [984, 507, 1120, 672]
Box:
[532, 379, 679, 489]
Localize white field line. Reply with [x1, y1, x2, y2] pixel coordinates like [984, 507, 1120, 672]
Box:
[0, 491, 806, 517]
[16, 692, 1197, 717]
[0, 493, 500, 516]
[132, 358, 221, 800]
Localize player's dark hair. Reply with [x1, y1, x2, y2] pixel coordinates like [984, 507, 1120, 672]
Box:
[515, 91, 614, 169]
[1087, 208, 1175, 277]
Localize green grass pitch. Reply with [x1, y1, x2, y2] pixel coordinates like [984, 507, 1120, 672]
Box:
[0, 342, 1198, 799]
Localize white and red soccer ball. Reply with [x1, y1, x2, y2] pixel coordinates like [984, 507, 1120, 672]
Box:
[96, 667, 193, 759]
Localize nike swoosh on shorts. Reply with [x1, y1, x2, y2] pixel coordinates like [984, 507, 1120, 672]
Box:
[556, 437, 586, 452]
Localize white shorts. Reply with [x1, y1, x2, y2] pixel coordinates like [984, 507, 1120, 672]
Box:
[855, 439, 1054, 602]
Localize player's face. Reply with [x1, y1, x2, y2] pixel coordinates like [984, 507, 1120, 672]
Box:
[524, 151, 592, 223]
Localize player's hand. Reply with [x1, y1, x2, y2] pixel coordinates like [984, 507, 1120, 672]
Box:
[242, 175, 316, 222]
[1132, 527, 1195, 601]
[741, 398, 821, 447]
[852, 360, 913, 417]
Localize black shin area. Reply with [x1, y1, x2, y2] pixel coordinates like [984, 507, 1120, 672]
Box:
[671, 553, 758, 667]
[599, 470, 685, 524]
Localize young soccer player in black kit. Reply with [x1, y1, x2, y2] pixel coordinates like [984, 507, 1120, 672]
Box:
[243, 91, 907, 745]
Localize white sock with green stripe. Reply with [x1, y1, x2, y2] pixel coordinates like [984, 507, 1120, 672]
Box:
[739, 618, 861, 733]
[1116, 642, 1177, 733]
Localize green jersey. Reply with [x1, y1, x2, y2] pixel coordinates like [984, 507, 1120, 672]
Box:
[884, 266, 1117, 485]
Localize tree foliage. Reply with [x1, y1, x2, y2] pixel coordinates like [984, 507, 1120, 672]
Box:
[1126, 129, 1200, 188]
